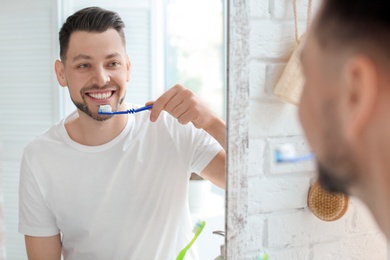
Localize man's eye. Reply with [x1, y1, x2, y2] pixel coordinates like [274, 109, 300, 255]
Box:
[77, 64, 89, 69]
[108, 61, 120, 67]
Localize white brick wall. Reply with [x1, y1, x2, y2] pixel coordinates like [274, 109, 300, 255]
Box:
[246, 0, 387, 259]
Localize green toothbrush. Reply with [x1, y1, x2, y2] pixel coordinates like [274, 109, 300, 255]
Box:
[176, 220, 206, 260]
[256, 252, 269, 260]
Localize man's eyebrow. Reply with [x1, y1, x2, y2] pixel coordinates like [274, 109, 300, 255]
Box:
[106, 52, 121, 59]
[72, 54, 92, 62]
[72, 53, 122, 62]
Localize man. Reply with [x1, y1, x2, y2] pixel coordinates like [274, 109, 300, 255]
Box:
[18, 7, 225, 259]
[299, 0, 390, 240]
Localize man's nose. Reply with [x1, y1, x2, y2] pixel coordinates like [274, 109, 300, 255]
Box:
[91, 66, 110, 87]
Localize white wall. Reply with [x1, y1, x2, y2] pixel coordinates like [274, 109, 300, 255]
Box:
[0, 1, 59, 258]
[244, 0, 387, 259]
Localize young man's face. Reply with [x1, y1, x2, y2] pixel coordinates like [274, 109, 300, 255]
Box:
[56, 28, 130, 121]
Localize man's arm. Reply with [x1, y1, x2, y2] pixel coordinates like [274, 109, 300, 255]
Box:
[25, 235, 62, 260]
[200, 149, 226, 189]
[149, 84, 226, 189]
[198, 113, 226, 189]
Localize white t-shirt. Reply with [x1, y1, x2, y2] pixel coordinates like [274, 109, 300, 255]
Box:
[19, 105, 222, 260]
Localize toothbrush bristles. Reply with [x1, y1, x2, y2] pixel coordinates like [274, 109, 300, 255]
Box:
[275, 144, 314, 163]
[99, 105, 113, 113]
[192, 220, 206, 234]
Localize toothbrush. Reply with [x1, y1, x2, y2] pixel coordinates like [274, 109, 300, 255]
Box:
[275, 151, 315, 163]
[275, 144, 315, 163]
[176, 220, 206, 260]
[256, 252, 269, 260]
[98, 104, 153, 115]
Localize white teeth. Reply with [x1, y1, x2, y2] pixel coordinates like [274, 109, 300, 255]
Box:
[88, 91, 113, 100]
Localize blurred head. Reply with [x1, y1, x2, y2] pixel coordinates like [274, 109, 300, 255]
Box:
[55, 7, 130, 121]
[299, 0, 390, 196]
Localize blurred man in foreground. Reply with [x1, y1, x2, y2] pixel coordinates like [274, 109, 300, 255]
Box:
[299, 0, 390, 239]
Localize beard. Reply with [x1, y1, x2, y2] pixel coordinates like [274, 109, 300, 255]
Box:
[71, 84, 125, 121]
[317, 162, 354, 195]
[315, 102, 358, 195]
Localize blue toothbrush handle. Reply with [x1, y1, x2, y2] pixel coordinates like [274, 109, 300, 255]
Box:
[99, 104, 153, 115]
[131, 104, 153, 113]
[276, 152, 315, 163]
[111, 111, 129, 114]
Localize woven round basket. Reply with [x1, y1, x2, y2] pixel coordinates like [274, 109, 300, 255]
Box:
[308, 180, 349, 221]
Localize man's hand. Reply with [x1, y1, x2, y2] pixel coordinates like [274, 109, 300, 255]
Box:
[149, 84, 214, 129]
[148, 84, 226, 149]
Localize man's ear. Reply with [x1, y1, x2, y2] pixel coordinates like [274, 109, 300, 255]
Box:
[55, 60, 67, 87]
[342, 56, 378, 141]
[126, 56, 131, 82]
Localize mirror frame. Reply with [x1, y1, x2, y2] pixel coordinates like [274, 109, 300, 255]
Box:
[226, 0, 250, 258]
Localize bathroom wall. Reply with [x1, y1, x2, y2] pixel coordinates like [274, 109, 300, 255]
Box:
[0, 146, 4, 259]
[227, 0, 388, 259]
[0, 0, 59, 258]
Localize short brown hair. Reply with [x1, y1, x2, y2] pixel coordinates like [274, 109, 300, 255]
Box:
[315, 0, 390, 62]
[59, 6, 126, 61]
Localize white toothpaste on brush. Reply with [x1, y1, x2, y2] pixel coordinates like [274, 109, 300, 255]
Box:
[276, 144, 296, 160]
[98, 105, 112, 113]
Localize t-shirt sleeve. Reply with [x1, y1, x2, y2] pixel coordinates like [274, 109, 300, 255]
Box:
[19, 150, 60, 237]
[190, 128, 223, 174]
[164, 113, 223, 174]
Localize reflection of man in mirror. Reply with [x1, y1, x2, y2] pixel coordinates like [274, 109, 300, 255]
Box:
[299, 0, 390, 240]
[18, 6, 225, 259]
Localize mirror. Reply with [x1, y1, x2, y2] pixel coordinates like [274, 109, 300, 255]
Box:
[0, 0, 225, 258]
[226, 0, 388, 259]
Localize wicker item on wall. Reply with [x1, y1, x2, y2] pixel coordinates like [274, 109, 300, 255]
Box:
[272, 0, 312, 105]
[308, 180, 349, 221]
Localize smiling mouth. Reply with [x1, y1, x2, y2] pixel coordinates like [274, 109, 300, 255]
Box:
[86, 91, 115, 100]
